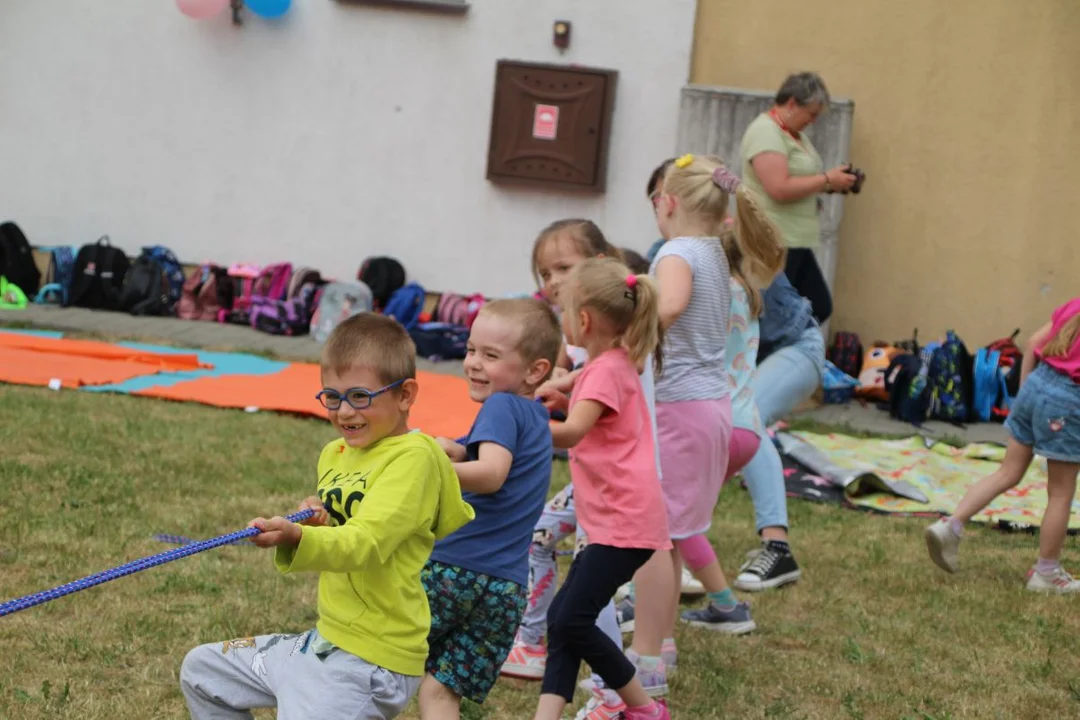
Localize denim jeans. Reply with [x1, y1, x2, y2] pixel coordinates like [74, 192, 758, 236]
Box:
[742, 326, 825, 532]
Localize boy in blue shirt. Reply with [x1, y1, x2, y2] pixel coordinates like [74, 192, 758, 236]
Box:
[420, 298, 563, 719]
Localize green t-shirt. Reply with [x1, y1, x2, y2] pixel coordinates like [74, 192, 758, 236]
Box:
[740, 113, 823, 249]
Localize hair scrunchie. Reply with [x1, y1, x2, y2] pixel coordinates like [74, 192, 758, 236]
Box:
[711, 165, 742, 194]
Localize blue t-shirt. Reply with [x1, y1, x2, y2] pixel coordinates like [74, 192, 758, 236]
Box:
[430, 392, 552, 586]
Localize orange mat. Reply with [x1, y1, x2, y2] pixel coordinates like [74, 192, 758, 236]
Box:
[134, 363, 479, 439]
[0, 335, 207, 388]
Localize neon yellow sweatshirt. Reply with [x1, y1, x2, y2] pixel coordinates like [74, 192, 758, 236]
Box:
[274, 432, 474, 676]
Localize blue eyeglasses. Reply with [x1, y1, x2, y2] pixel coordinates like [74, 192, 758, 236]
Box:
[315, 380, 405, 410]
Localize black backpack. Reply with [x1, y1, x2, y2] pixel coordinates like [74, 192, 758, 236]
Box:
[885, 353, 930, 426]
[67, 236, 131, 311]
[0, 221, 41, 297]
[119, 247, 183, 316]
[828, 331, 863, 378]
[358, 256, 406, 312]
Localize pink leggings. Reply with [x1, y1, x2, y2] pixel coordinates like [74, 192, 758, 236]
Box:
[676, 428, 761, 571]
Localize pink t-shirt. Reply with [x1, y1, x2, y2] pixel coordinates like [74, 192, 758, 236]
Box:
[1037, 297, 1080, 382]
[569, 349, 672, 550]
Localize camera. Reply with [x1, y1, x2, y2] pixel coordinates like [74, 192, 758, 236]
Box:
[842, 164, 866, 194]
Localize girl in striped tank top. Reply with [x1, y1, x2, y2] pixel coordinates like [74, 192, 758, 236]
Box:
[624, 154, 781, 701]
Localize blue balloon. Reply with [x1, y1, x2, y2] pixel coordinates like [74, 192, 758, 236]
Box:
[245, 0, 291, 18]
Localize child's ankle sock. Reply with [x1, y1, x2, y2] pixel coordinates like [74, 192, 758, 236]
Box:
[625, 700, 664, 718]
[635, 654, 662, 672]
[1035, 557, 1061, 575]
[707, 587, 737, 610]
[947, 518, 964, 537]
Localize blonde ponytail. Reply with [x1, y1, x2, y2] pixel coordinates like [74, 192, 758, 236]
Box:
[1042, 313, 1080, 358]
[732, 185, 786, 308]
[624, 273, 664, 375]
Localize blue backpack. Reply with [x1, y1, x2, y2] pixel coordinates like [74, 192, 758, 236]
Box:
[383, 282, 426, 330]
[33, 246, 77, 305]
[118, 245, 186, 316]
[928, 331, 975, 423]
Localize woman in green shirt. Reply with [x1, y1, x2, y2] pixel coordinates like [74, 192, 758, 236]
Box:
[740, 72, 857, 323]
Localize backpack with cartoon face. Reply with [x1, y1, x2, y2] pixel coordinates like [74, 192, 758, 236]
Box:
[311, 281, 374, 343]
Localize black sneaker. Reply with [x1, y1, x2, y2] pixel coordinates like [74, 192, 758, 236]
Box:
[734, 541, 801, 592]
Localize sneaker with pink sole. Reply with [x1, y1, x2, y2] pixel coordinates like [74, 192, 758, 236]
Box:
[499, 638, 546, 680]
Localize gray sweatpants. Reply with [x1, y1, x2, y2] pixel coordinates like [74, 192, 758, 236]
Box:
[180, 629, 421, 720]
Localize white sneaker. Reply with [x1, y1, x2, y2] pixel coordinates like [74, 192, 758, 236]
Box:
[1026, 566, 1080, 594]
[681, 567, 705, 596]
[615, 582, 633, 603]
[924, 519, 961, 574]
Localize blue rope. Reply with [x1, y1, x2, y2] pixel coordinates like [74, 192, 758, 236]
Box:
[0, 509, 314, 619]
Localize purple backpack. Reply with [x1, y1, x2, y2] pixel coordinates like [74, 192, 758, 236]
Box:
[250, 283, 319, 336]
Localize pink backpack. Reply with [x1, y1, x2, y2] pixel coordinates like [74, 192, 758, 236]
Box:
[436, 293, 470, 326]
[252, 263, 293, 302]
[464, 293, 486, 328]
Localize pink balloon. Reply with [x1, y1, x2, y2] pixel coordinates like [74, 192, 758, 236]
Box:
[177, 0, 230, 20]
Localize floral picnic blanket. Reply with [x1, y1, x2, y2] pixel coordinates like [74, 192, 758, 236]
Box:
[787, 432, 1080, 530]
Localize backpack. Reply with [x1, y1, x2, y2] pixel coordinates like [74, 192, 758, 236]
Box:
[33, 246, 77, 305]
[179, 264, 233, 321]
[118, 246, 186, 316]
[409, 322, 469, 361]
[383, 282, 426, 330]
[464, 293, 487, 328]
[310, 281, 375, 343]
[218, 263, 261, 325]
[252, 262, 293, 302]
[972, 348, 1005, 423]
[885, 353, 931, 426]
[67, 236, 131, 311]
[927, 330, 975, 423]
[828, 331, 863, 379]
[250, 283, 319, 336]
[987, 329, 1023, 404]
[358, 257, 406, 312]
[286, 266, 322, 300]
[436, 292, 471, 326]
[0, 221, 41, 298]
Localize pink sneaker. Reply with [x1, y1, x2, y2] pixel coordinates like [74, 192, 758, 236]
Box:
[499, 638, 546, 680]
[623, 699, 670, 719]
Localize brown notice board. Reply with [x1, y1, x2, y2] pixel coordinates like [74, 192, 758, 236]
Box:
[486, 60, 618, 193]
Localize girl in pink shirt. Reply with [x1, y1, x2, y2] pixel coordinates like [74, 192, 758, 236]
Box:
[926, 297, 1080, 593]
[532, 257, 671, 720]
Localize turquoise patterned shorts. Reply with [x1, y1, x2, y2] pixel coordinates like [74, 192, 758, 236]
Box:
[421, 561, 528, 703]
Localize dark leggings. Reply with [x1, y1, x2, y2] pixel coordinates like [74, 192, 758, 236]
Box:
[785, 248, 832, 324]
[541, 544, 654, 701]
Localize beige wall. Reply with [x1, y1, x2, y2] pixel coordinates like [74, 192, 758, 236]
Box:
[692, 0, 1080, 348]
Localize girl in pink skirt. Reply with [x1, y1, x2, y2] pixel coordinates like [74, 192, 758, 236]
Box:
[624, 154, 781, 700]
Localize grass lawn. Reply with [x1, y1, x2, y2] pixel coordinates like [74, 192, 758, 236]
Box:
[1, 384, 1078, 719]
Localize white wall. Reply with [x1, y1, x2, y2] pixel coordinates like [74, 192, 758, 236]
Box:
[0, 0, 695, 296]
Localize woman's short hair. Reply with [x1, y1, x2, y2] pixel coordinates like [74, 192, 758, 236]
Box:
[775, 72, 830, 108]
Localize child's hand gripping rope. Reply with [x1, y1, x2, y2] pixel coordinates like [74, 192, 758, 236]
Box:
[0, 508, 316, 619]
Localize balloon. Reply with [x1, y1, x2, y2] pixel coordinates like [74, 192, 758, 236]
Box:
[245, 0, 291, 18]
[176, 0, 230, 20]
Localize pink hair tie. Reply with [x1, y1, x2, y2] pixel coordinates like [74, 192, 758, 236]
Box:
[712, 166, 742, 194]
[625, 274, 638, 289]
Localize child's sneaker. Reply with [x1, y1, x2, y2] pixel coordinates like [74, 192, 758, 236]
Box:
[680, 600, 757, 634]
[625, 650, 668, 696]
[734, 540, 801, 591]
[615, 582, 633, 603]
[574, 686, 626, 720]
[499, 637, 546, 680]
[925, 519, 961, 573]
[1025, 566, 1080, 594]
[616, 598, 635, 633]
[623, 699, 671, 719]
[681, 567, 705, 595]
[661, 638, 677, 673]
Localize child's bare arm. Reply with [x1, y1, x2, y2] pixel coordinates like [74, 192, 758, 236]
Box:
[550, 399, 605, 449]
[452, 442, 513, 494]
[1020, 321, 1053, 385]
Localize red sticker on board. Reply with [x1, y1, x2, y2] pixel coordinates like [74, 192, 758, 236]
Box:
[533, 104, 559, 140]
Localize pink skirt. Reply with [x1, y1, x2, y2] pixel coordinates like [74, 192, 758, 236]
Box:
[655, 397, 733, 539]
